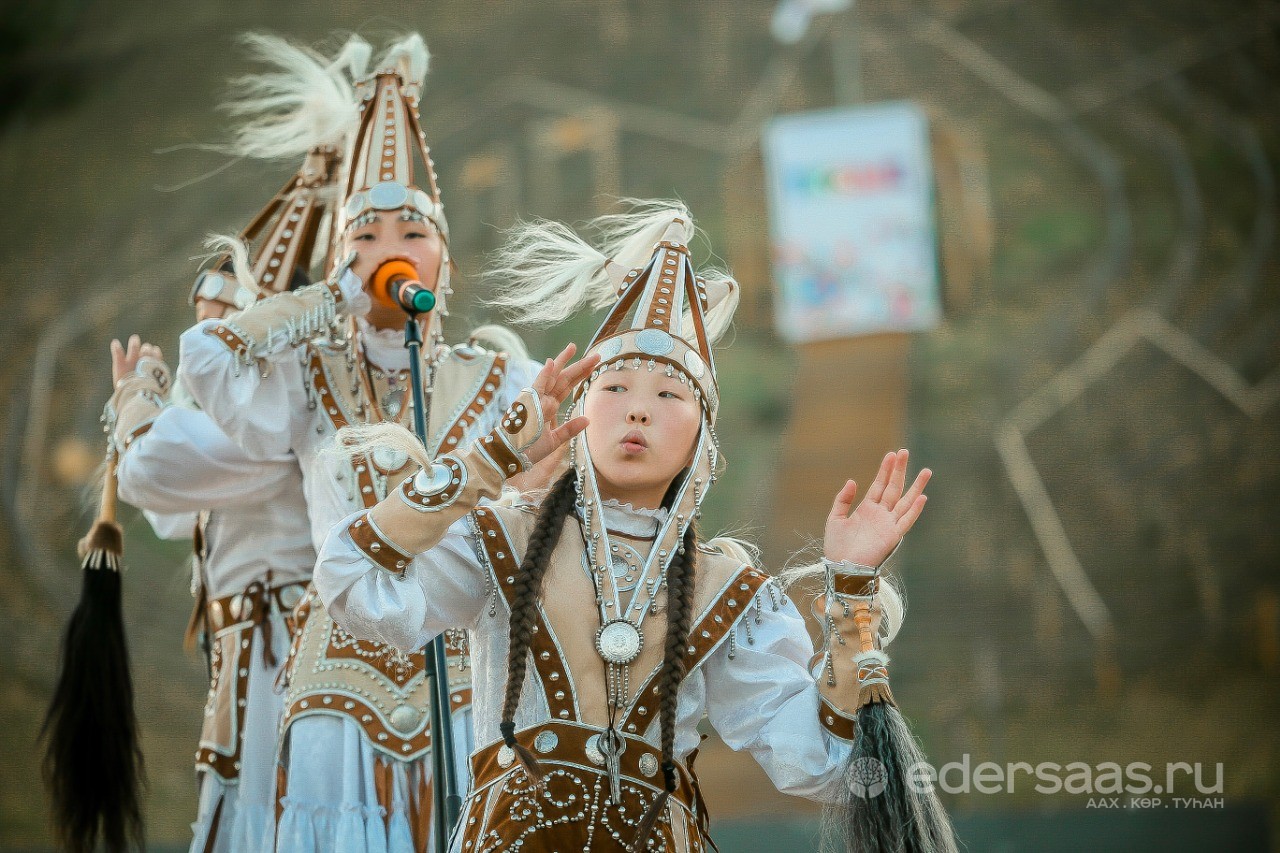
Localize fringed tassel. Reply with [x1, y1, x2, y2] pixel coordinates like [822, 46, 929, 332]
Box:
[42, 456, 146, 853]
[820, 595, 957, 853]
[411, 765, 432, 853]
[855, 650, 896, 708]
[827, 703, 959, 853]
[374, 756, 395, 832]
[499, 720, 545, 786]
[629, 761, 677, 852]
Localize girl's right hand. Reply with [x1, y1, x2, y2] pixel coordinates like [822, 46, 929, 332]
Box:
[523, 343, 600, 466]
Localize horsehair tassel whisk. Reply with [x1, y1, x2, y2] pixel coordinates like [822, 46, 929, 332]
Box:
[826, 563, 959, 853]
[43, 450, 146, 853]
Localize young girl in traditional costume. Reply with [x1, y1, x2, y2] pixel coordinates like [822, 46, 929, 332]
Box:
[178, 33, 539, 851]
[313, 203, 957, 852]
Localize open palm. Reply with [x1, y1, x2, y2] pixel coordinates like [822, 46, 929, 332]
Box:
[523, 342, 600, 466]
[824, 449, 931, 568]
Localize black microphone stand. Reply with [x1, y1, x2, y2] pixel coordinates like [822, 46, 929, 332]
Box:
[402, 312, 462, 851]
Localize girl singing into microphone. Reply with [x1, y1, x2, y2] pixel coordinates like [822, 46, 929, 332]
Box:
[179, 33, 541, 851]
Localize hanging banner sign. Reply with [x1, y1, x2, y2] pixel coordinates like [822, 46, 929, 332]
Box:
[763, 102, 941, 342]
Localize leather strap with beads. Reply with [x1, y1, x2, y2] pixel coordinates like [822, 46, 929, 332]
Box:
[472, 506, 578, 723]
[347, 512, 414, 576]
[620, 566, 769, 736]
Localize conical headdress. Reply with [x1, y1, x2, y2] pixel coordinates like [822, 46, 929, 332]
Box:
[340, 41, 445, 239]
[568, 217, 738, 597]
[192, 144, 343, 308]
[334, 36, 453, 321]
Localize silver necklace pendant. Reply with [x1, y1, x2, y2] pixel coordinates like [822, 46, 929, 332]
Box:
[596, 618, 643, 665]
[380, 386, 405, 419]
[599, 725, 626, 805]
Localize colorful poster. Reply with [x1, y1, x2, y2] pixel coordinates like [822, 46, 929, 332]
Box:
[763, 102, 941, 342]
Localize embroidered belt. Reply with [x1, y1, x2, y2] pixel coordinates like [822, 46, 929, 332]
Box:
[461, 721, 710, 852]
[196, 579, 305, 783]
[206, 580, 307, 632]
[207, 579, 308, 669]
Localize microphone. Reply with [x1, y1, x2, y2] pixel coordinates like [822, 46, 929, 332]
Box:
[372, 259, 436, 314]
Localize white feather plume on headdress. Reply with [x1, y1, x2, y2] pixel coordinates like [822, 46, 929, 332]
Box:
[377, 33, 430, 85]
[221, 33, 370, 160]
[200, 233, 260, 297]
[483, 199, 739, 341]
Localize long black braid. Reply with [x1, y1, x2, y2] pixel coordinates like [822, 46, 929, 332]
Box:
[630, 520, 699, 851]
[498, 468, 579, 781]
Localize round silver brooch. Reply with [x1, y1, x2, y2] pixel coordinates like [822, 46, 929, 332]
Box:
[278, 585, 303, 610]
[639, 753, 659, 778]
[414, 461, 453, 495]
[497, 745, 515, 768]
[584, 734, 605, 766]
[635, 328, 674, 356]
[369, 180, 410, 210]
[534, 730, 559, 754]
[389, 703, 421, 734]
[596, 619, 643, 665]
[683, 350, 706, 379]
[373, 446, 409, 473]
[197, 271, 226, 301]
[597, 337, 623, 360]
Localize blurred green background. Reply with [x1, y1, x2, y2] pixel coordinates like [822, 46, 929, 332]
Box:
[1, 0, 1277, 850]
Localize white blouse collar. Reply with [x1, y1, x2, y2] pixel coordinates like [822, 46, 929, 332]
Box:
[596, 498, 669, 538]
[357, 317, 411, 372]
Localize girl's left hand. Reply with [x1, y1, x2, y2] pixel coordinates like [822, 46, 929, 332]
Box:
[824, 449, 931, 568]
[110, 335, 163, 385]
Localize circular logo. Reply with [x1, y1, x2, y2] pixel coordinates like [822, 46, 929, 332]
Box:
[848, 757, 888, 800]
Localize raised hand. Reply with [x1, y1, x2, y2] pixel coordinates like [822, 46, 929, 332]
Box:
[110, 335, 163, 385]
[523, 343, 600, 466]
[824, 449, 931, 568]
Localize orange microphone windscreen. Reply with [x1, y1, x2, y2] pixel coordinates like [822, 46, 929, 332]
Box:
[371, 259, 419, 308]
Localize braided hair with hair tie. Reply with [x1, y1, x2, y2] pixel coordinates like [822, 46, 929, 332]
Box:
[498, 467, 579, 783]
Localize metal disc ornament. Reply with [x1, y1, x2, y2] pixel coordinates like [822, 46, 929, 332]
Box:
[595, 619, 643, 665]
[413, 461, 454, 495]
[597, 337, 624, 360]
[635, 328, 674, 356]
[369, 180, 410, 210]
[372, 445, 409, 473]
